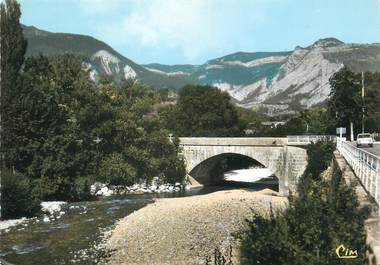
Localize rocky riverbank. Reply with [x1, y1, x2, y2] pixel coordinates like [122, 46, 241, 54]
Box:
[104, 188, 287, 265]
[91, 182, 184, 197]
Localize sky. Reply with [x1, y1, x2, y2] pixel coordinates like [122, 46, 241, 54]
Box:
[19, 0, 380, 65]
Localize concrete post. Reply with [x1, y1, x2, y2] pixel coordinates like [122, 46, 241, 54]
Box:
[279, 145, 290, 196]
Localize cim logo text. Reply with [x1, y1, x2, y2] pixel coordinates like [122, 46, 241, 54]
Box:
[336, 244, 358, 259]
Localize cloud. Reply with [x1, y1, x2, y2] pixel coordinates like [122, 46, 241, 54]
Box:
[99, 0, 275, 63]
[123, 0, 222, 61]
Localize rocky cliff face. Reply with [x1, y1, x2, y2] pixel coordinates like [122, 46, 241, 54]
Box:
[235, 38, 380, 116]
[146, 38, 380, 116]
[237, 39, 345, 115]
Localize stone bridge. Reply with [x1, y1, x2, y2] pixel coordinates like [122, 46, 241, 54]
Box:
[179, 137, 308, 195]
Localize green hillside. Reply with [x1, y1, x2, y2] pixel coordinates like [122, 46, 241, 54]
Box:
[23, 25, 191, 89]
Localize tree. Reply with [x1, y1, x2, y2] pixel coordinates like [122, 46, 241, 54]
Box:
[328, 67, 362, 140]
[165, 85, 244, 137]
[0, 0, 29, 219]
[328, 68, 380, 139]
[2, 54, 107, 201]
[359, 72, 380, 133]
[99, 153, 137, 186]
[107, 81, 185, 185]
[240, 212, 296, 265]
[1, 169, 41, 219]
[303, 140, 335, 181]
[0, 0, 27, 169]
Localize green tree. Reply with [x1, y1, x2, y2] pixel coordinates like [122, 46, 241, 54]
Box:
[235, 108, 267, 136]
[107, 81, 185, 184]
[359, 72, 380, 133]
[0, 0, 27, 169]
[1, 169, 41, 219]
[266, 108, 336, 137]
[275, 116, 306, 136]
[165, 85, 244, 136]
[328, 67, 362, 140]
[303, 140, 335, 180]
[300, 108, 336, 135]
[240, 212, 296, 265]
[0, 0, 40, 219]
[3, 54, 110, 201]
[99, 153, 137, 186]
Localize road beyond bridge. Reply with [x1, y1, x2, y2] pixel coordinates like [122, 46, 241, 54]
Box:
[178, 137, 309, 195]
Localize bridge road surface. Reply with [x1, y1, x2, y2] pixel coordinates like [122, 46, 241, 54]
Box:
[348, 141, 380, 157]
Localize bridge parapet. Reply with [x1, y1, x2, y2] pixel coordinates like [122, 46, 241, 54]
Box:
[287, 135, 336, 146]
[179, 137, 288, 146]
[179, 136, 336, 147]
[337, 138, 380, 204]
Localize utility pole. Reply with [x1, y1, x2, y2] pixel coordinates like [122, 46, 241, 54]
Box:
[361, 72, 365, 133]
[0, 5, 4, 220]
[0, 6, 2, 220]
[350, 121, 354, 141]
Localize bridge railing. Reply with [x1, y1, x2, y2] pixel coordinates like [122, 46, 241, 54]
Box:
[337, 137, 380, 203]
[287, 135, 336, 145]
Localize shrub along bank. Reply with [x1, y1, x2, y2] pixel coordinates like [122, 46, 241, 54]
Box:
[239, 141, 368, 265]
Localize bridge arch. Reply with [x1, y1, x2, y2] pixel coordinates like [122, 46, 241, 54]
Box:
[179, 137, 308, 195]
[189, 152, 269, 185]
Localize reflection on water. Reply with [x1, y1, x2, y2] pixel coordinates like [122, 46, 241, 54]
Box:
[0, 182, 276, 265]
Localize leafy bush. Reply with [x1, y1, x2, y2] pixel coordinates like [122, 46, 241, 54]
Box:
[240, 212, 294, 265]
[304, 140, 336, 180]
[32, 176, 63, 201]
[162, 155, 186, 184]
[99, 153, 137, 186]
[33, 175, 92, 202]
[1, 169, 41, 219]
[240, 141, 368, 265]
[72, 177, 93, 201]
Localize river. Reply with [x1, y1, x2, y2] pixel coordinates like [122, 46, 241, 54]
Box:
[0, 172, 276, 265]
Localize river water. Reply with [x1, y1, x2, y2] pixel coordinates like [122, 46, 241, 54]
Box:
[0, 178, 276, 265]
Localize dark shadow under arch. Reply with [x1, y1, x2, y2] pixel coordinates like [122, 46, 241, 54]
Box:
[189, 153, 268, 186]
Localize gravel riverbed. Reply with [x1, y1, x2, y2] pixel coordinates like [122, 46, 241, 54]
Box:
[104, 188, 287, 265]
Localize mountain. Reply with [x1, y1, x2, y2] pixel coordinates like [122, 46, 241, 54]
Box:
[24, 25, 380, 116]
[145, 38, 380, 116]
[23, 25, 193, 89]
